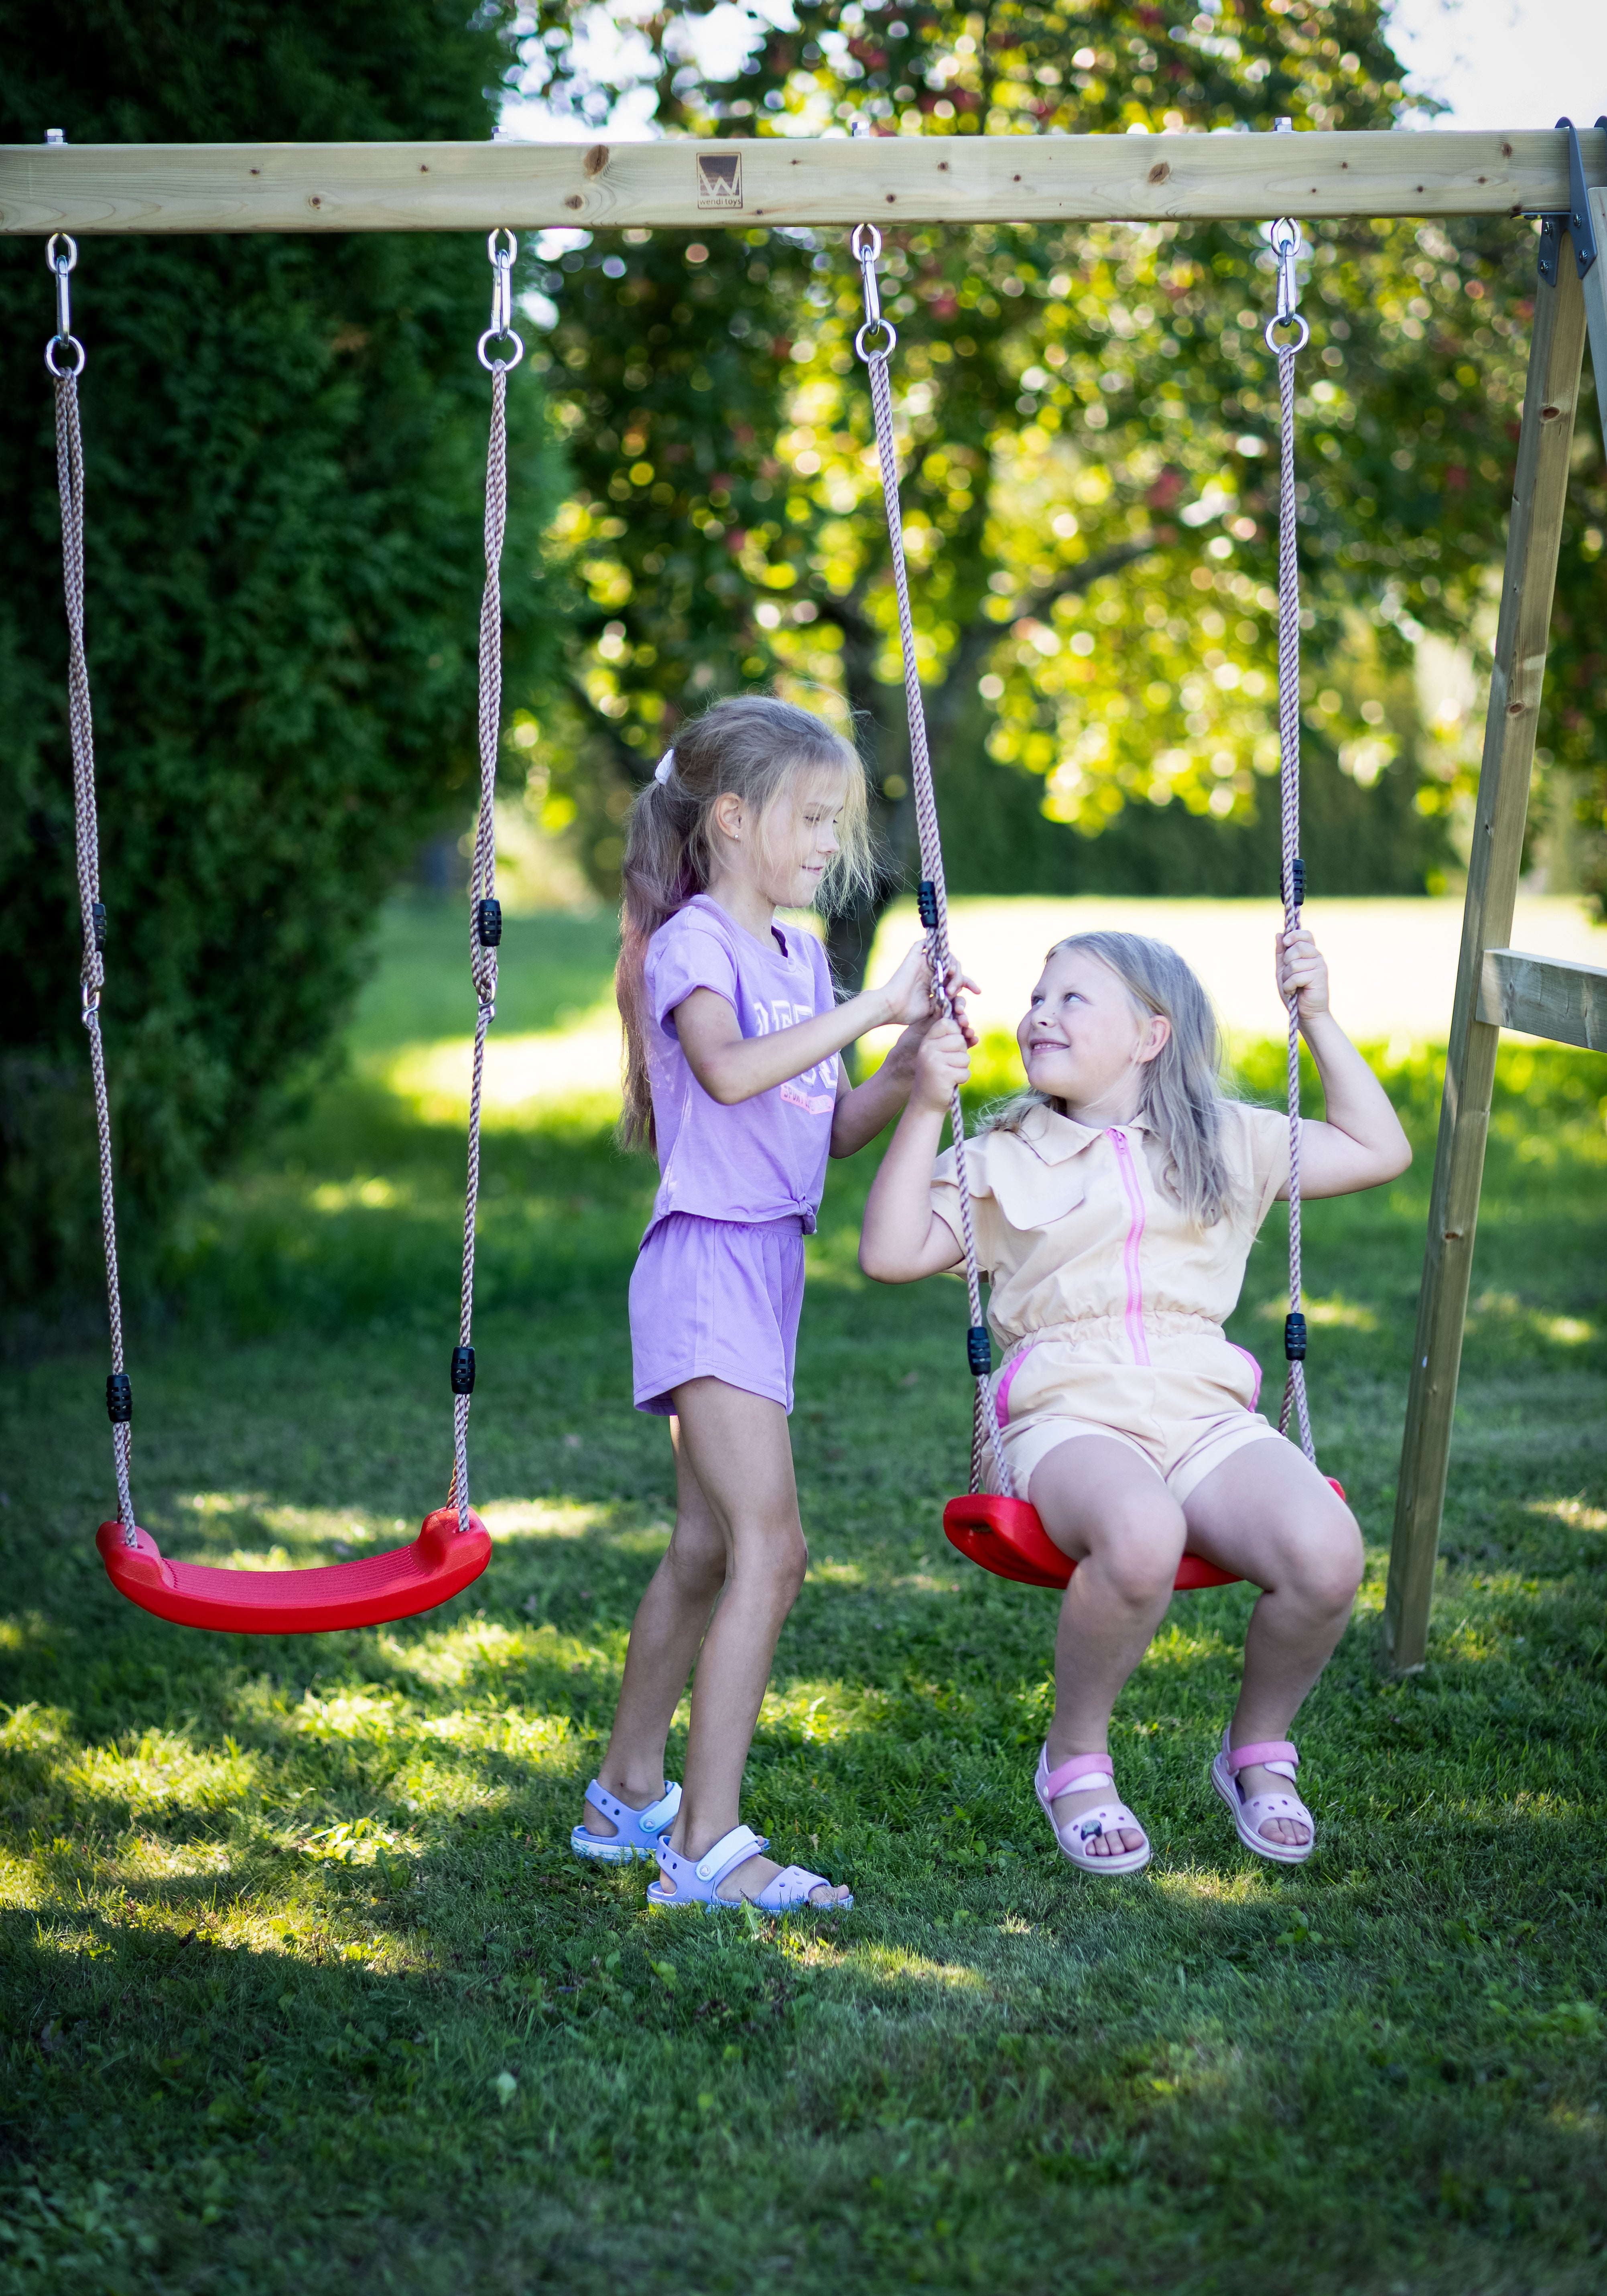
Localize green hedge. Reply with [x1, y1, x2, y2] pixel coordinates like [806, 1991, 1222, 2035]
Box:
[0, 0, 563, 1300]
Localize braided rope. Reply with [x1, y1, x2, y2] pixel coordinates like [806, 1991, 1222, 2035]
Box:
[55, 362, 136, 1540]
[448, 358, 510, 1532]
[1269, 267, 1317, 1465]
[860, 319, 1012, 1497]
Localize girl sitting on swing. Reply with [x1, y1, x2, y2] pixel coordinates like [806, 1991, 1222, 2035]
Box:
[859, 926, 1410, 1873]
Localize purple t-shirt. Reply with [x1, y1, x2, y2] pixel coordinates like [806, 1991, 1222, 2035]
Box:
[642, 894, 839, 1236]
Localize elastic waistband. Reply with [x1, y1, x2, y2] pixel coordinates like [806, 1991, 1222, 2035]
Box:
[643, 1209, 808, 1246]
[998, 1312, 1225, 1361]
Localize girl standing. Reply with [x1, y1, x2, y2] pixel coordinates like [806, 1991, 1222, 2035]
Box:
[573, 695, 969, 1910]
[859, 928, 1410, 1874]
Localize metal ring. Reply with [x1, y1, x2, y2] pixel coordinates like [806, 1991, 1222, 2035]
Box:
[1264, 313, 1310, 354]
[477, 328, 526, 372]
[850, 223, 882, 263]
[486, 226, 518, 267]
[45, 231, 78, 274]
[45, 333, 86, 378]
[854, 317, 898, 362]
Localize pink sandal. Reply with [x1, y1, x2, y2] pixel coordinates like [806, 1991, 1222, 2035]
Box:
[1210, 1729, 1315, 1865]
[1034, 1747, 1152, 1876]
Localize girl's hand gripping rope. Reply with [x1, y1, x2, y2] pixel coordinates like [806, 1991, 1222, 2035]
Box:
[1265, 925, 1412, 1199]
[1275, 925, 1330, 1023]
[910, 1016, 973, 1115]
[877, 941, 980, 1042]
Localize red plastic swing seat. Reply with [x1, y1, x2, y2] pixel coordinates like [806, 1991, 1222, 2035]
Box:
[95, 1506, 491, 1634]
[943, 1481, 1344, 1593]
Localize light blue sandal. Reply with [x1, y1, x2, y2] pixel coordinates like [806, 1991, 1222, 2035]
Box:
[570, 1778, 682, 1864]
[646, 1823, 852, 1913]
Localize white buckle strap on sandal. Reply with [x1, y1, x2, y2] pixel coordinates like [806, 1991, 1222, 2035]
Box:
[570, 1778, 682, 1864]
[647, 1823, 852, 1913]
[1034, 1747, 1152, 1876]
[1210, 1730, 1315, 1865]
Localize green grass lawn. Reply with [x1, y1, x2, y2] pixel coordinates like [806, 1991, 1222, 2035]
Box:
[2, 902, 1605, 2294]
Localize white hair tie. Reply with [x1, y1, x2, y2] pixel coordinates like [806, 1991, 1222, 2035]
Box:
[654, 748, 676, 785]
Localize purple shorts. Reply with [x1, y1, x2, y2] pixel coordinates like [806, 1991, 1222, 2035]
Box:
[630, 1212, 806, 1416]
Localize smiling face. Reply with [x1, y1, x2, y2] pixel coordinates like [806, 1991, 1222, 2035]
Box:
[1018, 943, 1171, 1124]
[753, 763, 849, 909]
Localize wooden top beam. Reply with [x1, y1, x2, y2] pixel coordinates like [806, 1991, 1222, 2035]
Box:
[2, 127, 1603, 238]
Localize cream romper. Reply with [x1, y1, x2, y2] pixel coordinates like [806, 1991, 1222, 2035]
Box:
[930, 1100, 1293, 1506]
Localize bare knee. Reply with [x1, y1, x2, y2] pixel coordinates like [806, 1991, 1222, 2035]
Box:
[1286, 1504, 1365, 1617]
[727, 1518, 808, 1609]
[776, 1528, 809, 1602]
[664, 1526, 728, 1604]
[1085, 1501, 1187, 1610]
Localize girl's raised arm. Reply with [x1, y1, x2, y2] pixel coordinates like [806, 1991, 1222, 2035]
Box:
[1276, 927, 1412, 1199]
[859, 1019, 972, 1282]
[673, 939, 935, 1109]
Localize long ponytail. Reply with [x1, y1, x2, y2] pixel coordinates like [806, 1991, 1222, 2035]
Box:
[616, 695, 870, 1150]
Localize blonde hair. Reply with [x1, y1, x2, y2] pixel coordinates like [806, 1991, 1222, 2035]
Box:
[983, 930, 1238, 1227]
[616, 695, 872, 1150]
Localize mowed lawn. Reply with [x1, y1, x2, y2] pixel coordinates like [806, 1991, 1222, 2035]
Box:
[2, 899, 1604, 2296]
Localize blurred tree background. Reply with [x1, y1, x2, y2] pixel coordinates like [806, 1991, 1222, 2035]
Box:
[511, 0, 1604, 981]
[4, 0, 1602, 1293]
[0, 0, 563, 1295]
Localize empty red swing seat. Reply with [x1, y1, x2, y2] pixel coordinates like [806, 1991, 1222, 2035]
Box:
[95, 1506, 491, 1635]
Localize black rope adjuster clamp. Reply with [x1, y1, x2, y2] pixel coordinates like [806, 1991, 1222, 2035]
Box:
[476, 897, 502, 947]
[106, 1373, 132, 1424]
[966, 1326, 992, 1378]
[916, 880, 939, 931]
[451, 1345, 477, 1396]
[1284, 1312, 1308, 1362]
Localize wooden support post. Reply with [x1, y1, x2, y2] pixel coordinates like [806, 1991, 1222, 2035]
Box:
[1382, 250, 1589, 1674]
[1587, 188, 1607, 446]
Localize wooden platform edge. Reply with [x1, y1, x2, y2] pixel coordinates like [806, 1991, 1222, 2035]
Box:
[2, 126, 1604, 237]
[1477, 949, 1607, 1050]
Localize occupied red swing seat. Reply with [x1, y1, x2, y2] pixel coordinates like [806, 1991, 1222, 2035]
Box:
[943, 1481, 1345, 1593]
[95, 1507, 490, 1635]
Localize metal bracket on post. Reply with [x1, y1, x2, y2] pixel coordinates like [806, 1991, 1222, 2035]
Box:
[1528, 116, 1602, 287]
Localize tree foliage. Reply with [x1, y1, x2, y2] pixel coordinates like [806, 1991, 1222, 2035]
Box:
[516, 0, 1605, 961]
[0, 0, 563, 1295]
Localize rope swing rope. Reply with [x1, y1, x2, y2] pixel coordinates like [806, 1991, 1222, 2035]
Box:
[852, 166, 1329, 1591]
[55, 229, 525, 1633]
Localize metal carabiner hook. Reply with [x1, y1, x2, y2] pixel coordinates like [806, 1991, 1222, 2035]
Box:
[44, 232, 86, 377]
[1263, 215, 1308, 354]
[477, 227, 526, 372]
[851, 222, 898, 362]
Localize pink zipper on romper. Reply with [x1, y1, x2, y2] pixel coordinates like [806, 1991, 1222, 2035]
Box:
[1107, 1129, 1151, 1367]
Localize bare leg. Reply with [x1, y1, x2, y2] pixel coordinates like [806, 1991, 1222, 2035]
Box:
[584, 1416, 727, 1832]
[1183, 1439, 1364, 1847]
[586, 1377, 847, 1905]
[1029, 1436, 1188, 1858]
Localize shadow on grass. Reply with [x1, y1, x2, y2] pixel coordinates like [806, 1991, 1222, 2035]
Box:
[1, 977, 1602, 2291]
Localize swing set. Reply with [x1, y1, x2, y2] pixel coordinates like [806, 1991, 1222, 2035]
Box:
[4, 120, 1603, 1668]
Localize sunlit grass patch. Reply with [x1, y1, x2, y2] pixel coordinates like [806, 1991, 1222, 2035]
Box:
[2, 916, 1604, 2294]
[374, 1026, 623, 1129]
[308, 1176, 405, 1213]
[1528, 1497, 1607, 1532]
[475, 1497, 620, 1540]
[67, 1732, 263, 1819]
[1255, 1292, 1381, 1332]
